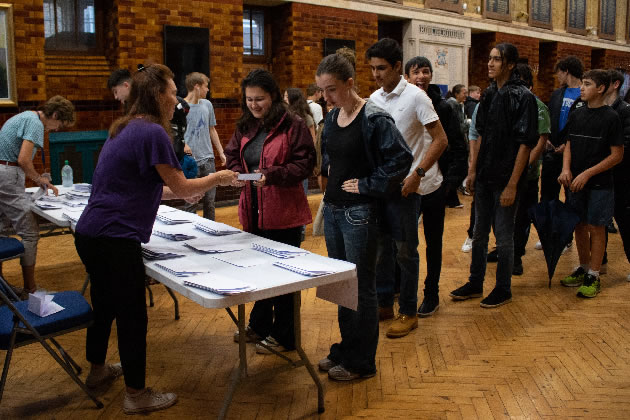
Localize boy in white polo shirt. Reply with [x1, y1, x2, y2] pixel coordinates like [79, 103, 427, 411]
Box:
[366, 38, 448, 338]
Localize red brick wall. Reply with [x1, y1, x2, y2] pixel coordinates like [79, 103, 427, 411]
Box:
[289, 3, 379, 98]
[116, 0, 243, 100]
[591, 49, 630, 71]
[469, 33, 540, 96]
[537, 42, 558, 102]
[469, 32, 496, 92]
[10, 0, 46, 102]
[538, 42, 592, 102]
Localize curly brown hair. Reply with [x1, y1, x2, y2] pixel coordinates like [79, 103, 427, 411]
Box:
[39, 96, 75, 126]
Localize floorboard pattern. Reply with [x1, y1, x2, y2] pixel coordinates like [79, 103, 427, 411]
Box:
[1, 193, 630, 419]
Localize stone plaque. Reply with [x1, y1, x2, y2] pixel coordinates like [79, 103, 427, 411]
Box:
[530, 0, 552, 29]
[599, 0, 616, 40]
[483, 0, 511, 22]
[425, 0, 463, 14]
[567, 0, 587, 35]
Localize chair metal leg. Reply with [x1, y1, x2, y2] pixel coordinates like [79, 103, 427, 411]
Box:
[50, 337, 82, 375]
[146, 283, 154, 307]
[164, 286, 180, 320]
[293, 291, 325, 413]
[36, 335, 103, 408]
[0, 326, 18, 403]
[80, 273, 90, 296]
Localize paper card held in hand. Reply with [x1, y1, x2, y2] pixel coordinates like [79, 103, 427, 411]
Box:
[28, 292, 65, 317]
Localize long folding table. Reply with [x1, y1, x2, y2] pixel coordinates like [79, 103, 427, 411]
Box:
[28, 189, 357, 418]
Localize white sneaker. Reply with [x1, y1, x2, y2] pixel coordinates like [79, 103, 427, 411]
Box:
[626, 273, 630, 282]
[255, 336, 289, 354]
[535, 241, 542, 250]
[85, 363, 123, 389]
[461, 237, 473, 253]
[123, 388, 177, 414]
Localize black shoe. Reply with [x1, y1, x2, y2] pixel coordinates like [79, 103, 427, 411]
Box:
[487, 248, 498, 262]
[512, 261, 523, 276]
[607, 222, 618, 234]
[480, 288, 512, 308]
[449, 282, 483, 300]
[418, 296, 440, 317]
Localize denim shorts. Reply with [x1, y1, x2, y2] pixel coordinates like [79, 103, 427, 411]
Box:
[566, 188, 614, 226]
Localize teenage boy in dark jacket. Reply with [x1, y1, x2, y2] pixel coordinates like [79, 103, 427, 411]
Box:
[558, 69, 624, 298]
[450, 43, 538, 308]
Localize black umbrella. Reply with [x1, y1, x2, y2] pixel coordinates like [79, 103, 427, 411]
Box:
[528, 199, 581, 287]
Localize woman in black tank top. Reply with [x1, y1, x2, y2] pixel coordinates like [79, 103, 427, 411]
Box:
[314, 51, 412, 381]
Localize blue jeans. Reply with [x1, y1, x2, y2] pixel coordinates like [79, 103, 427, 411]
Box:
[323, 202, 379, 375]
[469, 182, 519, 294]
[375, 193, 421, 315]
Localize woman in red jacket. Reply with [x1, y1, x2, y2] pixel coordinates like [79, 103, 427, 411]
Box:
[225, 69, 316, 354]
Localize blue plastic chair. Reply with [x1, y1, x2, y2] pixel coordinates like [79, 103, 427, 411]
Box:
[0, 237, 102, 408]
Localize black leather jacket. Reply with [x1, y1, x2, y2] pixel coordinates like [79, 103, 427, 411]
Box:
[321, 100, 413, 199]
[476, 74, 539, 189]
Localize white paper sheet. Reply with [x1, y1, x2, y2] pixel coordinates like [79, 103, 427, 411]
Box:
[27, 292, 65, 317]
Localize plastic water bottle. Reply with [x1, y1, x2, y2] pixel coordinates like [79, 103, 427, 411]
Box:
[61, 160, 73, 187]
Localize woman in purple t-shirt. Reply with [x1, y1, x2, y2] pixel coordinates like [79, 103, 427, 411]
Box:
[74, 64, 236, 415]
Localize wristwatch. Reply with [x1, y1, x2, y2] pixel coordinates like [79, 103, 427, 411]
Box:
[415, 167, 425, 178]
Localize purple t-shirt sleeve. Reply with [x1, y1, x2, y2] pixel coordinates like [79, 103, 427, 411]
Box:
[77, 120, 182, 243]
[140, 123, 182, 172]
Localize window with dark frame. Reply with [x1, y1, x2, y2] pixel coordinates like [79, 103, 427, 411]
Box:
[44, 0, 102, 52]
[243, 7, 265, 56]
[529, 0, 552, 29]
[566, 0, 587, 35]
[599, 0, 616, 40]
[483, 0, 511, 22]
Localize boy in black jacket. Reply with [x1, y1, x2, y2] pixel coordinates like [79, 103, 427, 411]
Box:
[558, 70, 624, 297]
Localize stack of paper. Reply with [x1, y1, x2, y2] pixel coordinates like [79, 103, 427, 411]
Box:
[141, 243, 185, 260]
[37, 194, 64, 203]
[183, 239, 244, 254]
[35, 200, 62, 210]
[252, 242, 309, 259]
[65, 190, 91, 200]
[73, 183, 92, 193]
[194, 220, 241, 236]
[152, 230, 196, 241]
[155, 208, 196, 225]
[273, 259, 337, 277]
[183, 274, 256, 295]
[155, 260, 208, 277]
[62, 199, 87, 208]
[62, 209, 84, 224]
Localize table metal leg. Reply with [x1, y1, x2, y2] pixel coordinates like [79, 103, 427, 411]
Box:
[163, 286, 180, 320]
[219, 304, 247, 420]
[80, 274, 90, 296]
[293, 291, 325, 413]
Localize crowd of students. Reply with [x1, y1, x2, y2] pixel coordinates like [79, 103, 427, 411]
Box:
[1, 37, 628, 414]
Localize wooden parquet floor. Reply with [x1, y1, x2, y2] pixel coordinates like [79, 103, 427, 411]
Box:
[2, 193, 630, 419]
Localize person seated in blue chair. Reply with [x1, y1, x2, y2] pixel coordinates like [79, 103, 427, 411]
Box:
[0, 96, 75, 298]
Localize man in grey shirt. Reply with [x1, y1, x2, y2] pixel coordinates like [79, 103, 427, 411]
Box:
[183, 72, 226, 220]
